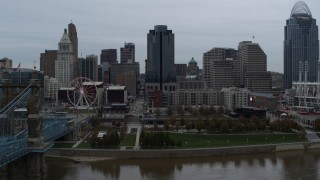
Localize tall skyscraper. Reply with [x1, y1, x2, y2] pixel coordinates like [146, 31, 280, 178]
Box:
[68, 22, 78, 79]
[100, 49, 117, 65]
[284, 1, 319, 89]
[78, 54, 98, 81]
[40, 50, 57, 78]
[241, 42, 272, 91]
[55, 29, 74, 87]
[120, 42, 135, 63]
[146, 25, 176, 89]
[203, 48, 238, 90]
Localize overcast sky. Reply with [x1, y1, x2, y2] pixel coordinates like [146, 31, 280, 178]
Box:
[0, 0, 319, 73]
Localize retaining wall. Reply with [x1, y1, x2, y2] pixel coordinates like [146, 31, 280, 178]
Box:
[46, 142, 320, 159]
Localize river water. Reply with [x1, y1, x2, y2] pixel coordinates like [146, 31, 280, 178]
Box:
[44, 149, 320, 180]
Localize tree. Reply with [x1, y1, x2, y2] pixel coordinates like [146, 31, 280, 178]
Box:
[169, 117, 177, 127]
[196, 120, 204, 132]
[219, 121, 229, 133]
[155, 108, 161, 116]
[217, 106, 225, 115]
[167, 106, 174, 116]
[164, 120, 170, 130]
[233, 121, 244, 132]
[91, 116, 101, 127]
[209, 106, 216, 115]
[180, 117, 185, 126]
[185, 121, 192, 131]
[175, 121, 180, 131]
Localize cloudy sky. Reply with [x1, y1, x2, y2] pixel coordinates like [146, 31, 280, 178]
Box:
[0, 0, 319, 73]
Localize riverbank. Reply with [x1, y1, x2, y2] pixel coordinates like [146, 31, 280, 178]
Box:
[46, 142, 320, 162]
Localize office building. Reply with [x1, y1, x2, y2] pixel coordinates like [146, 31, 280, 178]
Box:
[240, 42, 272, 91]
[0, 57, 12, 69]
[100, 49, 117, 65]
[55, 29, 74, 87]
[120, 42, 135, 63]
[203, 48, 239, 90]
[174, 64, 187, 80]
[284, 1, 319, 89]
[109, 62, 140, 96]
[40, 50, 57, 78]
[78, 54, 98, 81]
[68, 22, 78, 79]
[187, 57, 200, 75]
[145, 25, 176, 87]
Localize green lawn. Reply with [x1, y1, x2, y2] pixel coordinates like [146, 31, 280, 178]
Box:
[52, 142, 74, 148]
[120, 133, 136, 147]
[77, 142, 91, 148]
[170, 133, 306, 148]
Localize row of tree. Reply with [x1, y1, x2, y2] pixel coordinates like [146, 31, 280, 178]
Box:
[139, 131, 182, 149]
[161, 116, 270, 134]
[89, 129, 121, 148]
[269, 119, 304, 132]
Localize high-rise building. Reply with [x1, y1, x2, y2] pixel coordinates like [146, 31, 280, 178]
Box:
[203, 48, 239, 90]
[145, 25, 176, 88]
[100, 49, 117, 65]
[174, 64, 187, 77]
[238, 41, 252, 86]
[40, 50, 57, 78]
[55, 29, 74, 87]
[68, 22, 78, 79]
[241, 42, 272, 91]
[120, 42, 135, 63]
[78, 54, 98, 81]
[187, 57, 200, 75]
[284, 1, 319, 89]
[0, 57, 12, 69]
[109, 62, 140, 96]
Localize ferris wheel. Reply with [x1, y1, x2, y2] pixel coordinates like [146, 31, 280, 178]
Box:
[67, 77, 97, 107]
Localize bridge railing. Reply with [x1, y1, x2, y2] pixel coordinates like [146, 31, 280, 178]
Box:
[43, 118, 71, 142]
[0, 130, 28, 167]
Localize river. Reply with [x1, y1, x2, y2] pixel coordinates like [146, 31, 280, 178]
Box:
[43, 149, 320, 180]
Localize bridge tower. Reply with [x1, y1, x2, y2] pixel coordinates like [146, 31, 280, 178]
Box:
[4, 79, 47, 180]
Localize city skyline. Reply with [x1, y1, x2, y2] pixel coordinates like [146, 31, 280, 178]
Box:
[0, 0, 319, 73]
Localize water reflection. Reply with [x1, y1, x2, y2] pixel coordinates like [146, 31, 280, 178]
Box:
[44, 150, 320, 180]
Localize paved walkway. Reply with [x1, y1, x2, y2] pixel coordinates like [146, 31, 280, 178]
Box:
[134, 127, 141, 150]
[72, 132, 91, 148]
[305, 129, 320, 142]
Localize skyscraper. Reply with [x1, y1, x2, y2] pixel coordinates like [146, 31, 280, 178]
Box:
[241, 42, 272, 91]
[55, 29, 74, 87]
[40, 50, 57, 78]
[203, 48, 238, 90]
[146, 25, 176, 89]
[120, 42, 135, 63]
[100, 49, 117, 65]
[68, 22, 78, 79]
[284, 1, 319, 89]
[78, 54, 98, 81]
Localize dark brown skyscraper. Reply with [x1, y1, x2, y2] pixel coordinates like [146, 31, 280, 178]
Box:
[100, 49, 117, 64]
[120, 42, 135, 63]
[68, 22, 78, 79]
[40, 50, 58, 78]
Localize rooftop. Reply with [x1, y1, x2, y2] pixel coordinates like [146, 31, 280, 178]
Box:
[290, 1, 312, 17]
[188, 57, 197, 65]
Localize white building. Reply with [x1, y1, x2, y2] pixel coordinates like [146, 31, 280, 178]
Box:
[169, 89, 224, 107]
[222, 87, 250, 111]
[55, 29, 74, 88]
[44, 77, 62, 100]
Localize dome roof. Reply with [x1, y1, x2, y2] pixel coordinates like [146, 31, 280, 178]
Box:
[189, 57, 197, 65]
[290, 1, 312, 17]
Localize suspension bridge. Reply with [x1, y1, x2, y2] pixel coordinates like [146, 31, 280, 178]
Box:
[0, 80, 90, 168]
